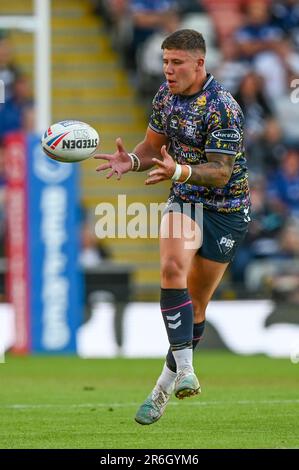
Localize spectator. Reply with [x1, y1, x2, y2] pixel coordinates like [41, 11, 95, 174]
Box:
[235, 0, 283, 61]
[271, 0, 299, 49]
[0, 36, 21, 102]
[273, 88, 299, 143]
[246, 217, 299, 299]
[230, 177, 285, 286]
[177, 0, 206, 15]
[79, 219, 110, 269]
[137, 10, 180, 102]
[280, 218, 299, 257]
[128, 0, 177, 70]
[247, 118, 288, 176]
[94, 1, 133, 68]
[0, 75, 33, 142]
[234, 71, 273, 144]
[267, 148, 299, 219]
[213, 39, 249, 95]
[254, 36, 299, 100]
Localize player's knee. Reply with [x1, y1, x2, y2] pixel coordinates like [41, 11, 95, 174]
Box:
[161, 257, 185, 283]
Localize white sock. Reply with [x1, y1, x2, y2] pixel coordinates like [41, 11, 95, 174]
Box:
[173, 348, 193, 371]
[155, 362, 177, 394]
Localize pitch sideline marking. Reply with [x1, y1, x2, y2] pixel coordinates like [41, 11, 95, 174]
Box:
[2, 399, 299, 409]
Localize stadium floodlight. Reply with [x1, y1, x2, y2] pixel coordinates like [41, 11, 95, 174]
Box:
[0, 0, 51, 133]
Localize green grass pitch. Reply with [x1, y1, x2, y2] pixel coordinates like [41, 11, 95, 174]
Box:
[0, 352, 298, 449]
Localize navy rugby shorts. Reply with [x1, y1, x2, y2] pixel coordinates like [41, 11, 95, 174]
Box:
[163, 193, 250, 263]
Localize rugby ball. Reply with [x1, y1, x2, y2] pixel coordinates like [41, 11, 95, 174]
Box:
[41, 120, 100, 162]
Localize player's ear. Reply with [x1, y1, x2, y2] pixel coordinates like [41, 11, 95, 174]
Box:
[197, 57, 205, 69]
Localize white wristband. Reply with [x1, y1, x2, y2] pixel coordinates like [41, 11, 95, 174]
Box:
[171, 163, 182, 181]
[181, 165, 192, 183]
[128, 153, 134, 169]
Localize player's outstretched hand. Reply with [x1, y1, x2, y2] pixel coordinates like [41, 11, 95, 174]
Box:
[94, 137, 132, 180]
[145, 145, 176, 185]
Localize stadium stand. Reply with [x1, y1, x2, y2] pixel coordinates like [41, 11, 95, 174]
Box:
[0, 0, 170, 300]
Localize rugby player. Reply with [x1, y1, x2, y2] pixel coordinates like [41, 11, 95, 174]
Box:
[95, 29, 250, 425]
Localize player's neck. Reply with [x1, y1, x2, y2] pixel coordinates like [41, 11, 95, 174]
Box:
[184, 71, 208, 96]
[198, 71, 209, 92]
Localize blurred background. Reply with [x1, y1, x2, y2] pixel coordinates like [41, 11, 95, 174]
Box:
[1, 0, 299, 359]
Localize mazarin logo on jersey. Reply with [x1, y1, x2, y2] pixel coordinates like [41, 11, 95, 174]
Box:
[212, 128, 241, 142]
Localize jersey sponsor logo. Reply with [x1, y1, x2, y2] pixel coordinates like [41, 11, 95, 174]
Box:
[180, 150, 201, 162]
[217, 233, 236, 255]
[170, 115, 179, 130]
[212, 128, 241, 142]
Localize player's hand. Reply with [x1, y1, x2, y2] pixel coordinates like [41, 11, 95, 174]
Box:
[145, 145, 176, 185]
[94, 137, 132, 180]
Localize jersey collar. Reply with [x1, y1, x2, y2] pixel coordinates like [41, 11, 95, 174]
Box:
[176, 73, 215, 99]
[202, 73, 214, 91]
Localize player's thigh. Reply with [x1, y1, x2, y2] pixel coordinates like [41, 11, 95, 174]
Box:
[159, 211, 201, 271]
[187, 255, 229, 308]
[189, 208, 249, 307]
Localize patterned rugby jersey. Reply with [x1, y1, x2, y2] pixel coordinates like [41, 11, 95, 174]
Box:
[149, 74, 250, 213]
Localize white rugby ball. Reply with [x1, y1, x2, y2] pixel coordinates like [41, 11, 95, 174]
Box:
[41, 120, 100, 162]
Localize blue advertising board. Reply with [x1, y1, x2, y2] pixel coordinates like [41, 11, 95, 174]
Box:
[26, 133, 82, 353]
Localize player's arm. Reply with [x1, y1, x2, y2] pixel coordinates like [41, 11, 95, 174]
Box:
[94, 128, 168, 180]
[132, 127, 169, 171]
[186, 152, 235, 188]
[145, 149, 235, 187]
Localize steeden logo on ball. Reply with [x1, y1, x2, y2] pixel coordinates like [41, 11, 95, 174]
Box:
[41, 120, 100, 163]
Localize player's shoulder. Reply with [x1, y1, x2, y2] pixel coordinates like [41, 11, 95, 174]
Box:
[210, 79, 243, 117]
[152, 81, 172, 106]
[211, 78, 236, 103]
[154, 81, 169, 97]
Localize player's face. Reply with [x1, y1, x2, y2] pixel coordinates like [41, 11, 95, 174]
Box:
[163, 49, 204, 95]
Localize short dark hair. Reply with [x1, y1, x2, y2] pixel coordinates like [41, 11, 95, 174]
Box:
[161, 29, 206, 55]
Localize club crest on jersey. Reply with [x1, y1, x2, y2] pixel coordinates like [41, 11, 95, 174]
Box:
[185, 121, 197, 138]
[217, 234, 235, 254]
[212, 128, 240, 142]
